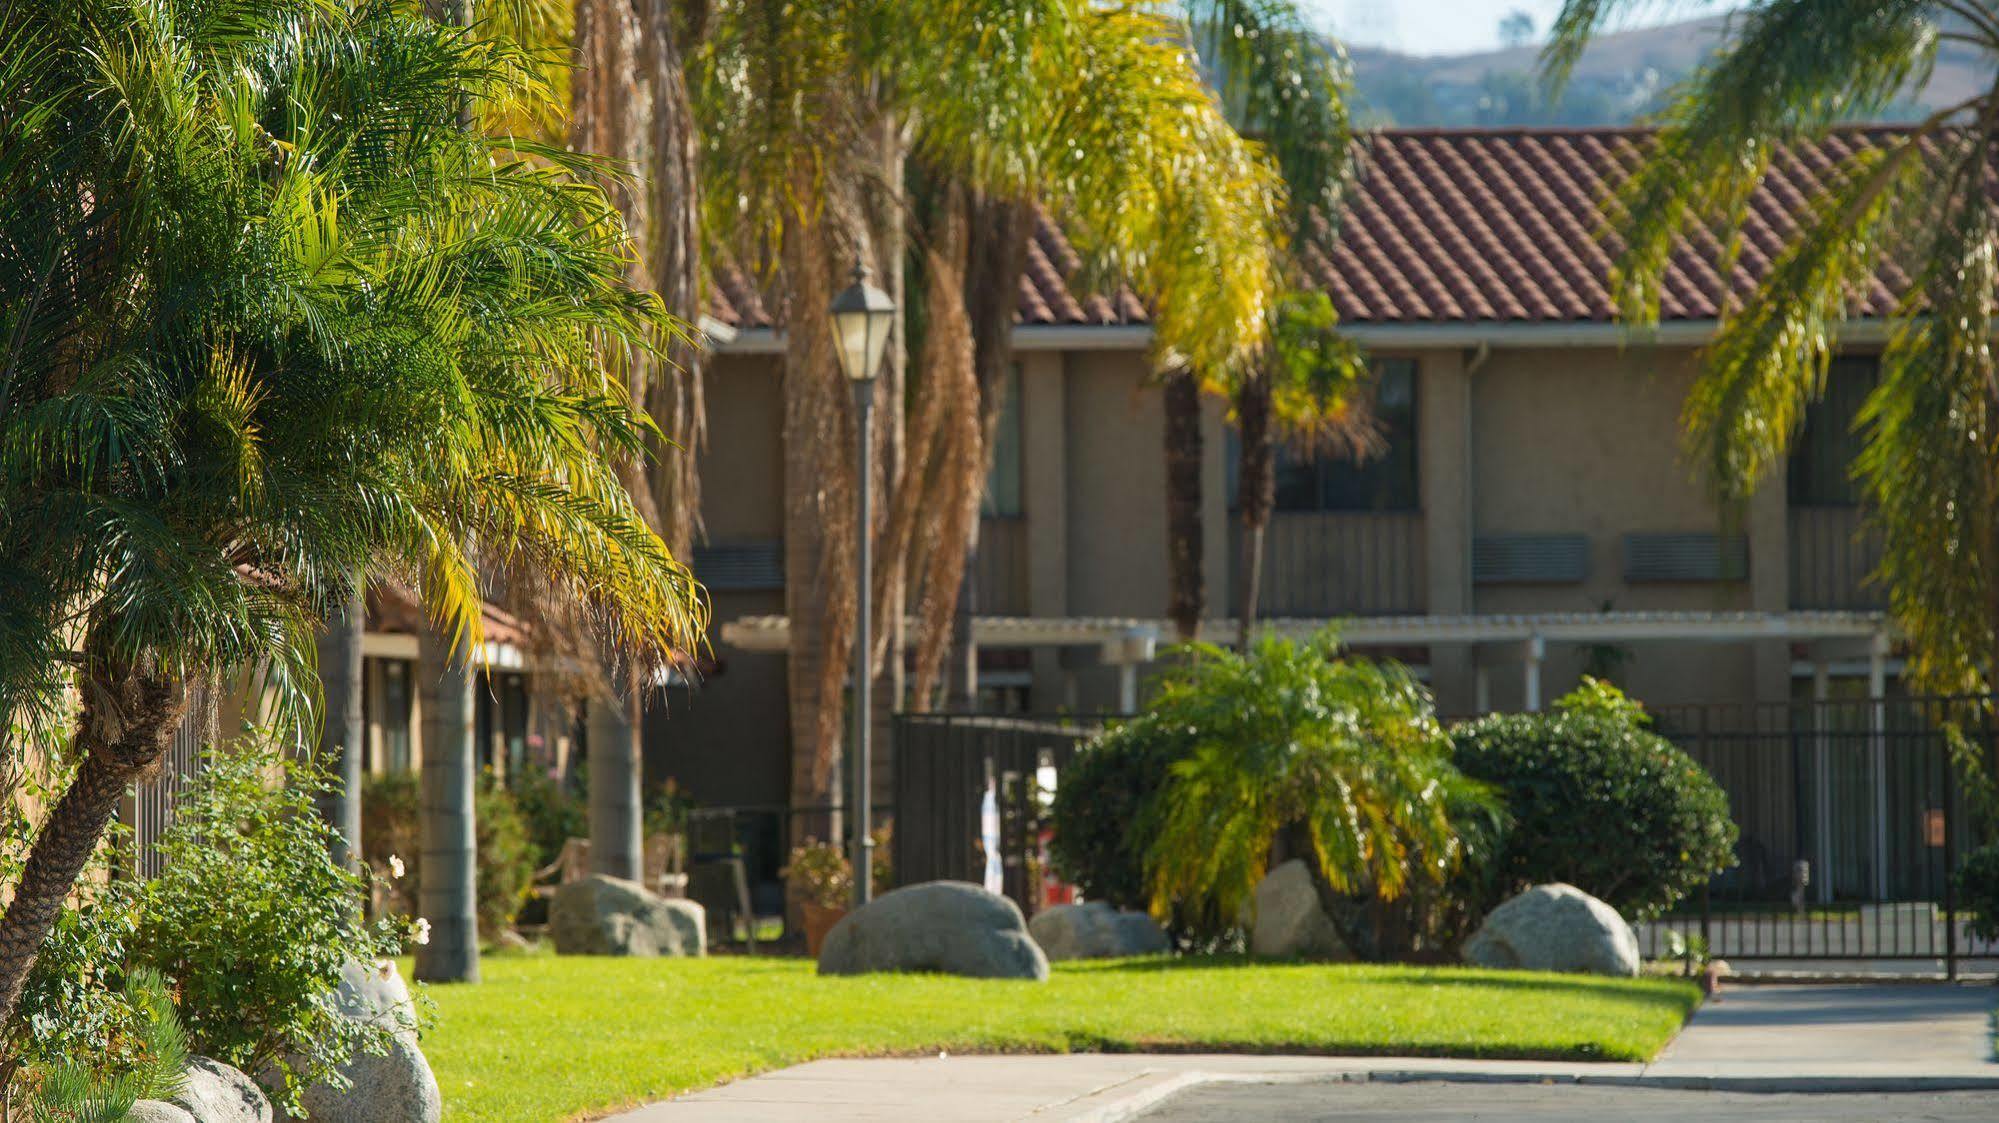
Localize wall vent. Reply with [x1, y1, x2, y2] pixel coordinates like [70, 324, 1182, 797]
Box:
[692, 541, 784, 591]
[1622, 533, 1749, 583]
[1473, 534, 1589, 585]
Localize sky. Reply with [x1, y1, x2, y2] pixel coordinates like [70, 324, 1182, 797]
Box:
[1300, 1, 1739, 57]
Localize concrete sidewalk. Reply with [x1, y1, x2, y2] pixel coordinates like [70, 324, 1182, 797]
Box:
[606, 984, 1999, 1122]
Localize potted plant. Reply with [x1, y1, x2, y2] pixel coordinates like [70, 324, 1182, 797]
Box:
[784, 839, 853, 956]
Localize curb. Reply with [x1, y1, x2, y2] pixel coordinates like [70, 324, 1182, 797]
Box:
[1056, 1066, 1999, 1118]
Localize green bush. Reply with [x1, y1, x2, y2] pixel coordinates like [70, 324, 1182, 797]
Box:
[362, 769, 538, 938]
[512, 766, 587, 868]
[130, 736, 411, 1115]
[1449, 679, 1738, 922]
[1049, 714, 1198, 915]
[1952, 842, 1999, 942]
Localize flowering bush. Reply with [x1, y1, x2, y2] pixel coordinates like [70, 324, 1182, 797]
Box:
[131, 735, 416, 1115]
[782, 840, 853, 909]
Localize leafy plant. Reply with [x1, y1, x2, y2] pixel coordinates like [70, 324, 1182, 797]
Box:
[1050, 716, 1201, 919]
[130, 736, 413, 1115]
[24, 968, 187, 1123]
[782, 840, 852, 910]
[1450, 679, 1738, 922]
[512, 766, 588, 869]
[1141, 632, 1500, 960]
[1952, 842, 1999, 943]
[363, 771, 537, 938]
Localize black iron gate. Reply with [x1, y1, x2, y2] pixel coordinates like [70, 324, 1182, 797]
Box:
[895, 698, 1997, 971]
[891, 713, 1101, 911]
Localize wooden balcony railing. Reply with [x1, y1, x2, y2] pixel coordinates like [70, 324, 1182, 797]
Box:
[973, 515, 1030, 617]
[1232, 510, 1426, 618]
[1789, 505, 1886, 610]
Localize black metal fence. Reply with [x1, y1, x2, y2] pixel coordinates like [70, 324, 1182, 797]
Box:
[892, 714, 1100, 910]
[894, 698, 1999, 973]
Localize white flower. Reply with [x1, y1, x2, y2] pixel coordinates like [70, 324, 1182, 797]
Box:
[388, 855, 405, 880]
[413, 917, 431, 946]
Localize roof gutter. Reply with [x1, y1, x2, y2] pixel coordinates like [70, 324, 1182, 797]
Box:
[717, 318, 1915, 356]
[718, 323, 1155, 356]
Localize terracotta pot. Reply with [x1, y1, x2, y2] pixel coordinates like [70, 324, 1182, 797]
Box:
[802, 901, 848, 958]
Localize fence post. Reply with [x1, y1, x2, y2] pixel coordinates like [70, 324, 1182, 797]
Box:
[1943, 716, 1958, 982]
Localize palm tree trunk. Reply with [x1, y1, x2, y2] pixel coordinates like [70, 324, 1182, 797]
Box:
[316, 584, 366, 870]
[416, 626, 480, 982]
[1163, 365, 1205, 642]
[588, 669, 644, 881]
[0, 663, 188, 1027]
[1234, 375, 1275, 651]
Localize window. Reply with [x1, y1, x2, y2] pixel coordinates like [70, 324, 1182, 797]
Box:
[982, 364, 1024, 518]
[376, 658, 412, 773]
[1787, 357, 1876, 507]
[1252, 358, 1419, 512]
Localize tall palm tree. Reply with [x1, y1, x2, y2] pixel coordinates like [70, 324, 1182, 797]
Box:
[315, 587, 366, 872]
[1173, 0, 1361, 648]
[0, 0, 705, 1022]
[567, 0, 713, 881]
[1547, 1, 1999, 785]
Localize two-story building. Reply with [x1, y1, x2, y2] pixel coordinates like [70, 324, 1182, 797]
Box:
[658, 126, 1903, 820]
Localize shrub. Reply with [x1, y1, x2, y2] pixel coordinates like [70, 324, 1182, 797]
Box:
[782, 839, 852, 909]
[363, 769, 538, 938]
[512, 766, 587, 868]
[1953, 842, 1999, 942]
[1449, 679, 1738, 922]
[1049, 714, 1198, 915]
[129, 736, 411, 1115]
[24, 968, 187, 1122]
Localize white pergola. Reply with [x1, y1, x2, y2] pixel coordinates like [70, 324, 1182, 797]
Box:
[721, 608, 1892, 712]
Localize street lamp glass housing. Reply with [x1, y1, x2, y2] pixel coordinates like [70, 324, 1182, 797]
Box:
[829, 263, 896, 384]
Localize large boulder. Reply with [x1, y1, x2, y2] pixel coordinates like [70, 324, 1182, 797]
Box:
[1250, 859, 1349, 960]
[1028, 902, 1169, 960]
[171, 1057, 272, 1123]
[128, 1103, 196, 1123]
[818, 881, 1049, 980]
[550, 874, 706, 957]
[1463, 882, 1640, 977]
[274, 960, 442, 1123]
[293, 1034, 441, 1123]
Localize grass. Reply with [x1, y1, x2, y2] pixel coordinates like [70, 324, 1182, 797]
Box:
[407, 955, 1701, 1123]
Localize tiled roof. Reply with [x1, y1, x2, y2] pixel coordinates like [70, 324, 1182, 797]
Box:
[711, 126, 1922, 330]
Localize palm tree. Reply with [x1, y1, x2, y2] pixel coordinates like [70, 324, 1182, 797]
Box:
[315, 587, 366, 872]
[567, 0, 713, 881]
[695, 0, 1291, 811]
[1142, 633, 1496, 960]
[0, 0, 705, 1021]
[1546, 1, 1999, 783]
[1174, 1, 1362, 648]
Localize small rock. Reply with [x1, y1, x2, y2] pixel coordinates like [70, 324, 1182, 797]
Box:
[127, 1102, 195, 1123]
[1462, 882, 1640, 977]
[490, 928, 534, 955]
[331, 960, 418, 1041]
[550, 874, 706, 957]
[818, 881, 1048, 980]
[1028, 902, 1170, 960]
[1250, 859, 1350, 960]
[171, 1057, 272, 1123]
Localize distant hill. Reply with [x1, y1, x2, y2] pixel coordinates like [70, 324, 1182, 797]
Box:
[1348, 14, 1986, 128]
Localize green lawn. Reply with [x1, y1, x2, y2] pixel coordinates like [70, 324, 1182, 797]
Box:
[407, 955, 1701, 1123]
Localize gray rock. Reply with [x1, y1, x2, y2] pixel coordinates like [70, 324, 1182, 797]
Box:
[331, 959, 418, 1041]
[818, 881, 1049, 980]
[127, 1102, 196, 1123]
[293, 1034, 442, 1123]
[549, 874, 707, 957]
[1250, 859, 1349, 960]
[171, 1057, 272, 1123]
[1463, 882, 1640, 977]
[1027, 902, 1170, 960]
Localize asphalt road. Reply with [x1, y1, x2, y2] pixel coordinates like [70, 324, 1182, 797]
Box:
[1139, 1080, 1999, 1121]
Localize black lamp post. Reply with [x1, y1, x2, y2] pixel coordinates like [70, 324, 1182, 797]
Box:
[829, 262, 895, 906]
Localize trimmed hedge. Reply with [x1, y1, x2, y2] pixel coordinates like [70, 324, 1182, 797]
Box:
[1449, 681, 1738, 921]
[1048, 712, 1197, 914]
